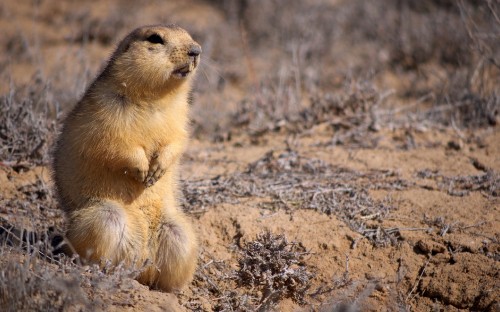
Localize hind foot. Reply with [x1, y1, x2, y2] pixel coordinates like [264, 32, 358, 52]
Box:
[66, 200, 147, 265]
[138, 212, 198, 291]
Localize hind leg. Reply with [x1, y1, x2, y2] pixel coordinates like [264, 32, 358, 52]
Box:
[139, 211, 197, 291]
[66, 200, 147, 265]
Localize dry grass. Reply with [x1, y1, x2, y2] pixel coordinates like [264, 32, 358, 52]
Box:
[0, 251, 86, 312]
[194, 0, 499, 140]
[417, 169, 500, 197]
[182, 232, 313, 311]
[237, 232, 313, 306]
[0, 149, 141, 311]
[183, 149, 410, 246]
[0, 82, 57, 168]
[0, 219, 148, 312]
[1, 0, 499, 310]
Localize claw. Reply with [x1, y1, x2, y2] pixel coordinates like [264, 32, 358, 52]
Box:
[144, 157, 167, 187]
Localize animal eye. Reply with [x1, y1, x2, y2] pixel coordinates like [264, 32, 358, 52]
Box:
[146, 34, 164, 44]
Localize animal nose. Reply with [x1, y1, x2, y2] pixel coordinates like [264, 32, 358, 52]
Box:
[188, 45, 202, 57]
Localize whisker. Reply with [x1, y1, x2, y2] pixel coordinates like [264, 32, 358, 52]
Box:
[199, 56, 225, 85]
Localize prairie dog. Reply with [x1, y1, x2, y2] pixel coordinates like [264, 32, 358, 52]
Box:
[53, 25, 201, 291]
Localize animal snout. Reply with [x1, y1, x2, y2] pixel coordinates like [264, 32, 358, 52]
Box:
[187, 45, 202, 57]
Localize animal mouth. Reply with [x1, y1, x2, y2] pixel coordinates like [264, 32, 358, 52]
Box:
[173, 64, 191, 78]
[173, 59, 198, 78]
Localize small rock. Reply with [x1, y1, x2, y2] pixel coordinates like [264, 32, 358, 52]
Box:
[416, 239, 446, 255]
[447, 140, 462, 151]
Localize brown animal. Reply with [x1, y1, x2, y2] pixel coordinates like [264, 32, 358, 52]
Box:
[53, 25, 201, 291]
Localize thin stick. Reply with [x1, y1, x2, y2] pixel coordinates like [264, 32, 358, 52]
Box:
[406, 257, 431, 302]
[343, 253, 350, 281]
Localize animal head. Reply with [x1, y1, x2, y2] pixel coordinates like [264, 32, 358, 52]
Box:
[108, 25, 201, 97]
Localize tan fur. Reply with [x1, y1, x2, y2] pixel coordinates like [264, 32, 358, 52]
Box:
[53, 25, 201, 291]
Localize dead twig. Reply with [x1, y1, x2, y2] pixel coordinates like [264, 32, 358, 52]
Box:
[406, 257, 432, 302]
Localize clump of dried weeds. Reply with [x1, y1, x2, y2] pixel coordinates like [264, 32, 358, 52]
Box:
[182, 249, 256, 311]
[237, 232, 313, 306]
[0, 81, 57, 168]
[416, 169, 499, 197]
[0, 227, 147, 312]
[0, 251, 86, 312]
[183, 232, 314, 311]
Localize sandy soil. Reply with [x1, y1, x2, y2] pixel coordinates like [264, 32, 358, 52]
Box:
[1, 0, 499, 311]
[1, 128, 499, 311]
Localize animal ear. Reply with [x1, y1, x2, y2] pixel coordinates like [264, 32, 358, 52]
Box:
[120, 43, 131, 53]
[115, 37, 131, 55]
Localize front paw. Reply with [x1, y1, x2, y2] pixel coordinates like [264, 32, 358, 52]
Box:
[144, 155, 167, 187]
[124, 166, 148, 184]
[122, 147, 149, 184]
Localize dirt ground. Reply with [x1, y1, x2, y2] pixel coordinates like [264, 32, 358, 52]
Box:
[1, 0, 499, 311]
